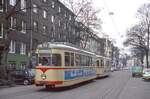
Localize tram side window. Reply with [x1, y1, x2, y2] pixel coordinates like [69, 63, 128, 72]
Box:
[88, 57, 92, 66]
[89, 57, 92, 66]
[101, 59, 104, 67]
[96, 60, 100, 67]
[65, 52, 70, 66]
[75, 54, 80, 66]
[71, 53, 74, 66]
[83, 55, 87, 66]
[106, 61, 109, 67]
[80, 55, 85, 66]
[52, 54, 61, 66]
[80, 55, 84, 66]
[86, 56, 90, 66]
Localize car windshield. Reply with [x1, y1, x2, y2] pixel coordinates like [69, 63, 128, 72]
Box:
[27, 69, 35, 77]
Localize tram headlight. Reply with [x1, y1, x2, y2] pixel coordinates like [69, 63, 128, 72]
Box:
[41, 74, 47, 80]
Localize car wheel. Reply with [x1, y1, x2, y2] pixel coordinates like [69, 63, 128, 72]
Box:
[23, 80, 29, 85]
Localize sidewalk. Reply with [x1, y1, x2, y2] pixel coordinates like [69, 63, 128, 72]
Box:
[0, 82, 16, 89]
[0, 85, 11, 89]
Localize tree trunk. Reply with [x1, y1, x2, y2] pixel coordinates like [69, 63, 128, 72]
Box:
[140, 51, 144, 64]
[146, 50, 149, 68]
[147, 22, 150, 68]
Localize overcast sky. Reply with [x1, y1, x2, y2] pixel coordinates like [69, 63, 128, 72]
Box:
[93, 0, 150, 49]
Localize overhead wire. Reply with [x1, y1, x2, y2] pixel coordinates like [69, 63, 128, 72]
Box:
[101, 0, 121, 36]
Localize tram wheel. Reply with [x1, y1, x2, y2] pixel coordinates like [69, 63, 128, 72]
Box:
[45, 85, 51, 90]
[46, 85, 55, 90]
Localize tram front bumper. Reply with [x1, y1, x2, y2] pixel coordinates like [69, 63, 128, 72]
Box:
[35, 81, 63, 86]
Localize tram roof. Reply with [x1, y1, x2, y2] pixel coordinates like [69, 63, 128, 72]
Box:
[37, 42, 95, 55]
[96, 55, 105, 58]
[96, 55, 111, 60]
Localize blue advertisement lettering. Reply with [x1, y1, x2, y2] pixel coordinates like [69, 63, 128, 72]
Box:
[64, 68, 96, 80]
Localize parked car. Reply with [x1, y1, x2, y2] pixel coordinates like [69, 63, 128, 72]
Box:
[111, 67, 116, 72]
[142, 68, 150, 80]
[123, 67, 129, 70]
[10, 69, 35, 85]
[132, 66, 143, 77]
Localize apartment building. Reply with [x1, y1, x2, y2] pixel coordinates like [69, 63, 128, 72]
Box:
[0, 0, 76, 70]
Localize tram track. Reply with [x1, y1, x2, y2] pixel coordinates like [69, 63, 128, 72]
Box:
[113, 77, 130, 99]
[101, 87, 114, 99]
[100, 71, 131, 99]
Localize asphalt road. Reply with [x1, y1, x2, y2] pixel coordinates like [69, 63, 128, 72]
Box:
[0, 70, 150, 99]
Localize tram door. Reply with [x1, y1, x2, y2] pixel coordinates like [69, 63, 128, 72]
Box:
[96, 60, 100, 67]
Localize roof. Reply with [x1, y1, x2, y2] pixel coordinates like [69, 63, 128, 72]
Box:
[37, 42, 95, 55]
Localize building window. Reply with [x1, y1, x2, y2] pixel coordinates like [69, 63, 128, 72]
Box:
[10, 17, 16, 29]
[33, 4, 37, 13]
[21, 21, 26, 33]
[58, 20, 61, 27]
[69, 25, 71, 31]
[20, 43, 26, 55]
[64, 23, 66, 29]
[64, 12, 67, 17]
[0, 23, 3, 38]
[51, 15, 54, 23]
[20, 63, 26, 70]
[43, 25, 46, 34]
[43, 10, 47, 19]
[73, 29, 75, 35]
[8, 62, 16, 70]
[0, 0, 4, 12]
[58, 7, 61, 13]
[52, 1, 55, 8]
[69, 15, 72, 20]
[9, 0, 16, 6]
[43, 0, 47, 2]
[5, 0, 7, 12]
[33, 21, 38, 31]
[9, 40, 16, 53]
[21, 0, 26, 12]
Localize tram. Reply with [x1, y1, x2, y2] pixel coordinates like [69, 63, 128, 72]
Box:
[35, 42, 97, 88]
[95, 55, 111, 78]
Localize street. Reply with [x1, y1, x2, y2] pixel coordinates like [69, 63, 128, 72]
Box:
[0, 70, 150, 99]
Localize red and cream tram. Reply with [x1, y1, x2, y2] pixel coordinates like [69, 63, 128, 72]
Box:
[35, 42, 97, 88]
[95, 55, 111, 78]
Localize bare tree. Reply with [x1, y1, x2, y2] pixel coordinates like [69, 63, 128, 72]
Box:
[136, 3, 150, 67]
[0, 0, 22, 85]
[124, 22, 148, 67]
[124, 3, 150, 67]
[60, 0, 102, 48]
[131, 47, 145, 64]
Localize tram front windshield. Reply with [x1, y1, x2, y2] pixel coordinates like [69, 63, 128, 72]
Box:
[38, 54, 61, 66]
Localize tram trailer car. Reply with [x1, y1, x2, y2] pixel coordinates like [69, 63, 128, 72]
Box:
[35, 42, 97, 89]
[95, 55, 111, 78]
